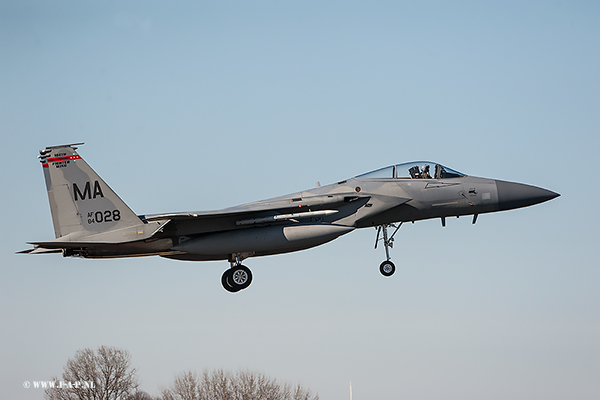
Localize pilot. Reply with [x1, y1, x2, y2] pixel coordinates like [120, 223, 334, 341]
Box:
[420, 164, 431, 179]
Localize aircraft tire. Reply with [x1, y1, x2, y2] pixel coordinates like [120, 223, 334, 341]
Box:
[379, 260, 396, 277]
[230, 265, 253, 290]
[221, 269, 240, 293]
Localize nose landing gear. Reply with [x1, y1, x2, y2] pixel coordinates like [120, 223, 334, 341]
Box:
[375, 223, 402, 277]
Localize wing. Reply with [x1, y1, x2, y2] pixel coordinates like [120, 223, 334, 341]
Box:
[136, 192, 376, 240]
[142, 193, 366, 223]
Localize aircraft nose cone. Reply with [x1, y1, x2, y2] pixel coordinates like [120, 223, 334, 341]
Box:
[495, 180, 560, 211]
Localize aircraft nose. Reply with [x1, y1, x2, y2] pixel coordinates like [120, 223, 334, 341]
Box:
[495, 180, 560, 211]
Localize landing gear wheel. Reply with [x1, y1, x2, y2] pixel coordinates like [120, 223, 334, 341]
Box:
[221, 269, 239, 293]
[221, 265, 253, 292]
[379, 260, 396, 277]
[231, 265, 252, 290]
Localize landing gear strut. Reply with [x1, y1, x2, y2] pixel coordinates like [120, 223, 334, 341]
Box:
[375, 223, 402, 277]
[222, 255, 253, 293]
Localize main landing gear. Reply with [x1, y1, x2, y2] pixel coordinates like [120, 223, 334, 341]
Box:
[222, 256, 253, 293]
[375, 223, 402, 277]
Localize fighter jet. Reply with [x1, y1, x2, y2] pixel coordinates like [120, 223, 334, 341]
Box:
[21, 143, 559, 292]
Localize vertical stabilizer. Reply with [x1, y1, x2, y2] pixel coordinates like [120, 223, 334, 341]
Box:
[39, 143, 143, 240]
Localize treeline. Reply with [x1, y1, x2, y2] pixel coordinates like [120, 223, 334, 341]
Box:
[44, 346, 318, 400]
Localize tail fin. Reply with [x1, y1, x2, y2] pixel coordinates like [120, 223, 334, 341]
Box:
[39, 143, 143, 240]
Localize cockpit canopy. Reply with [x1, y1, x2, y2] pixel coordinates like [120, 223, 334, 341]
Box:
[356, 162, 465, 180]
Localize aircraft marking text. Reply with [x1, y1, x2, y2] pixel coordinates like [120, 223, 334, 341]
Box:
[73, 181, 105, 201]
[86, 210, 121, 225]
[47, 154, 81, 169]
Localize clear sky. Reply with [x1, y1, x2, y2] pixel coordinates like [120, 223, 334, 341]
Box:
[1, 1, 599, 399]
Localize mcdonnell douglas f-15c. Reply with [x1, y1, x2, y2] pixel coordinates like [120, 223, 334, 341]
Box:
[22, 143, 559, 292]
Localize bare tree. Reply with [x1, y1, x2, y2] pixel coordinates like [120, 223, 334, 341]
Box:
[45, 345, 140, 400]
[126, 391, 157, 400]
[160, 369, 318, 400]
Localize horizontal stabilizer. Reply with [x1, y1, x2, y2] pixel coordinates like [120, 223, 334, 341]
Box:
[28, 239, 145, 249]
[17, 247, 62, 254]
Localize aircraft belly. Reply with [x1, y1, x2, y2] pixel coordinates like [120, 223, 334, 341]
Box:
[172, 224, 354, 257]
